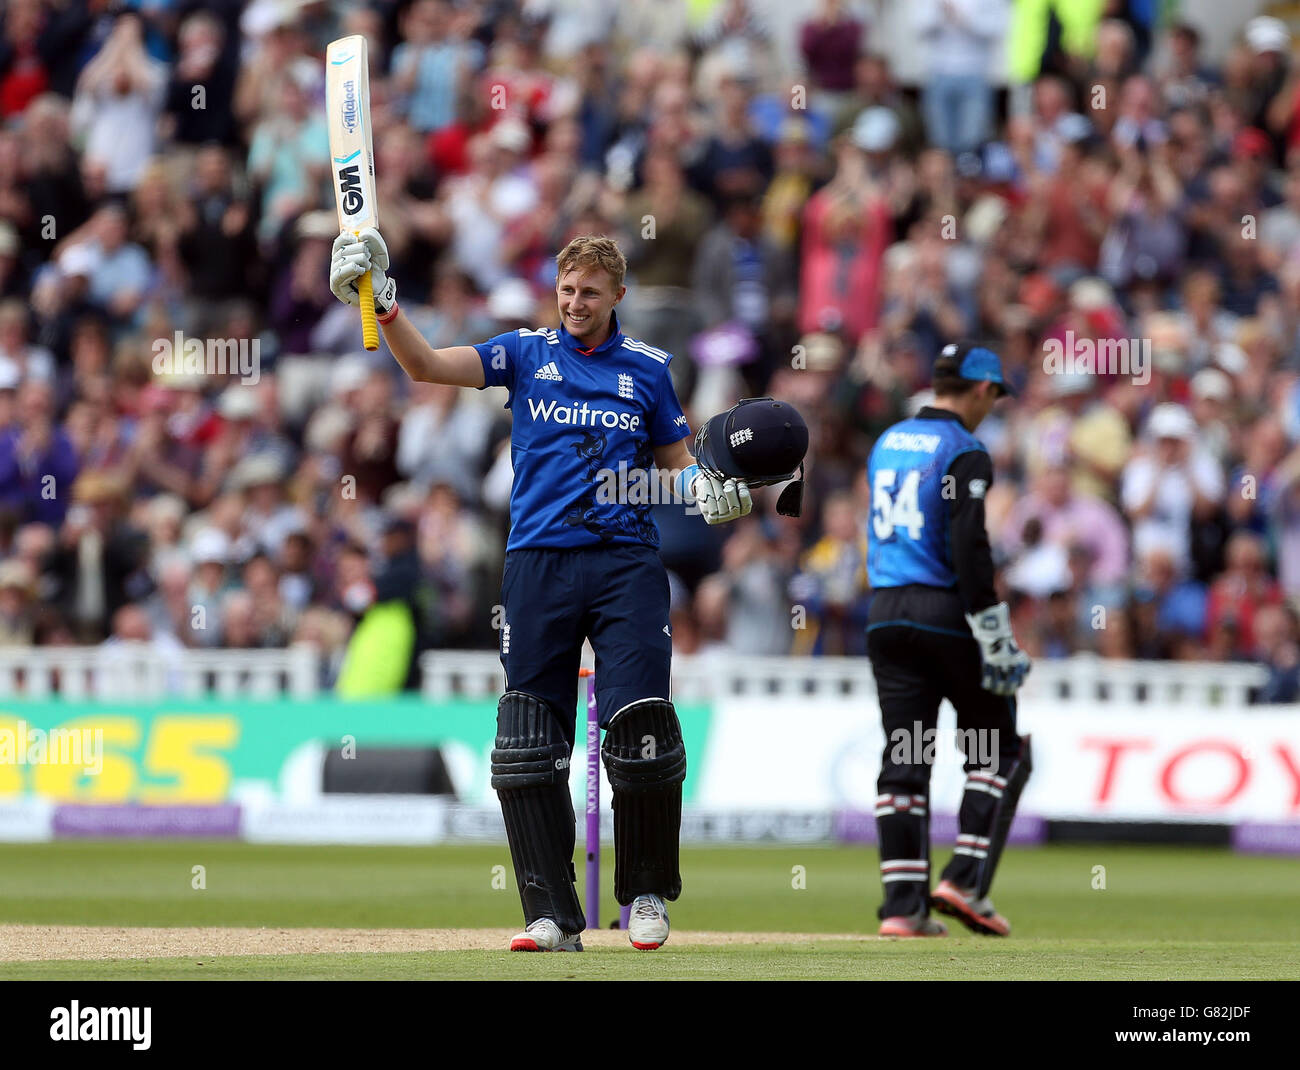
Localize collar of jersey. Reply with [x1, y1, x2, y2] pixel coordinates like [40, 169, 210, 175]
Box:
[916, 405, 964, 425]
[558, 310, 624, 358]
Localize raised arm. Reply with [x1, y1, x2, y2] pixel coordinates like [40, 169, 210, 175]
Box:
[330, 228, 484, 387]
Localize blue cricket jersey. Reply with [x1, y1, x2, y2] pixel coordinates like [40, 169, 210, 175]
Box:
[474, 311, 691, 551]
[867, 412, 990, 590]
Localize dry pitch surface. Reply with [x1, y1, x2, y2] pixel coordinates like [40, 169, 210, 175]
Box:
[0, 924, 870, 960]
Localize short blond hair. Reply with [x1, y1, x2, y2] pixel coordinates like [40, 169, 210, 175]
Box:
[556, 235, 626, 291]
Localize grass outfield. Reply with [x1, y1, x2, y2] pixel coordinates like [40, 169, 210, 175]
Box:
[0, 842, 1296, 979]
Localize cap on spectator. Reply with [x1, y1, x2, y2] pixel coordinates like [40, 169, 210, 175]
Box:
[851, 107, 899, 153]
[965, 196, 1008, 245]
[778, 117, 811, 145]
[0, 559, 35, 597]
[382, 481, 423, 517]
[490, 118, 531, 155]
[227, 453, 284, 491]
[1057, 113, 1095, 144]
[59, 244, 101, 280]
[1232, 127, 1273, 160]
[487, 278, 535, 322]
[1246, 16, 1291, 55]
[191, 527, 231, 565]
[330, 355, 369, 397]
[71, 471, 125, 504]
[0, 355, 20, 391]
[288, 55, 322, 94]
[218, 387, 259, 421]
[1191, 367, 1233, 402]
[146, 493, 188, 527]
[796, 332, 843, 372]
[1145, 403, 1196, 441]
[1069, 276, 1115, 311]
[1214, 342, 1248, 375]
[980, 142, 1017, 184]
[296, 210, 337, 241]
[1049, 371, 1093, 398]
[241, 0, 302, 37]
[160, 370, 206, 391]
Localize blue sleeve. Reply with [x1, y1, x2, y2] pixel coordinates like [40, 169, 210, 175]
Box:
[650, 363, 690, 446]
[474, 331, 519, 391]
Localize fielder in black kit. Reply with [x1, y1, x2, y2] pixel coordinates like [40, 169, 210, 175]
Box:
[865, 344, 1033, 937]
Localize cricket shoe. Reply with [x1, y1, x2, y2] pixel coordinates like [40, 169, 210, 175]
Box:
[627, 894, 670, 950]
[930, 879, 1011, 936]
[878, 911, 948, 937]
[509, 919, 584, 952]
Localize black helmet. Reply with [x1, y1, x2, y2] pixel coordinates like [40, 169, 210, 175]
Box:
[693, 397, 808, 517]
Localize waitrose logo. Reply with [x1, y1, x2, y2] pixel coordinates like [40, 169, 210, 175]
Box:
[526, 397, 641, 432]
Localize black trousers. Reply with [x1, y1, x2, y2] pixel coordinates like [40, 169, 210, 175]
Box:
[866, 586, 1024, 919]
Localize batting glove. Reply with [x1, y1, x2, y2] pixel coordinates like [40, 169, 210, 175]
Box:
[685, 465, 753, 525]
[329, 227, 398, 319]
[965, 601, 1032, 696]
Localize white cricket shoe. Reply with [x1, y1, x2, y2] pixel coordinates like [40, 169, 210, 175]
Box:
[628, 894, 670, 950]
[509, 918, 583, 952]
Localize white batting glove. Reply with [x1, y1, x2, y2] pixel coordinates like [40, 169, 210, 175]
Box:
[965, 602, 1032, 696]
[689, 466, 753, 525]
[329, 227, 397, 318]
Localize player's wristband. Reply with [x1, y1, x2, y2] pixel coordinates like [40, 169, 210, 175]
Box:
[373, 275, 399, 322]
[674, 463, 700, 503]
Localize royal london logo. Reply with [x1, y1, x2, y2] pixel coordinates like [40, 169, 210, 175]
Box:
[534, 361, 564, 381]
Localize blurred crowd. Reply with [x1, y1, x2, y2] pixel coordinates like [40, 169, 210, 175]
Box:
[2, 0, 1300, 701]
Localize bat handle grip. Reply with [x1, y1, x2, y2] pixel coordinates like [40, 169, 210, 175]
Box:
[356, 231, 379, 351]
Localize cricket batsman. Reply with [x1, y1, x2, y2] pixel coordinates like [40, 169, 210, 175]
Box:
[866, 343, 1032, 937]
[329, 230, 802, 951]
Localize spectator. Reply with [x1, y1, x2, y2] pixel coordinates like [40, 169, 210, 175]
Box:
[391, 0, 482, 135]
[1000, 462, 1129, 596]
[0, 378, 78, 528]
[68, 14, 166, 195]
[799, 0, 864, 107]
[1205, 531, 1282, 658]
[789, 491, 867, 655]
[913, 0, 1007, 155]
[1121, 404, 1224, 575]
[1251, 602, 1300, 702]
[799, 122, 892, 340]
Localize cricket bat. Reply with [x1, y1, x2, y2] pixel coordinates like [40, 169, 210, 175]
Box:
[326, 34, 379, 351]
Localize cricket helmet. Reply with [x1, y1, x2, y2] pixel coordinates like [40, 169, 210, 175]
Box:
[693, 397, 808, 517]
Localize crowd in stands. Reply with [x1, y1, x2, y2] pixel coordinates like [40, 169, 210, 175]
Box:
[2, 1, 1300, 701]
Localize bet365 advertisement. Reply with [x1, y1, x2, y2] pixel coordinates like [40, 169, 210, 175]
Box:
[0, 696, 1297, 844]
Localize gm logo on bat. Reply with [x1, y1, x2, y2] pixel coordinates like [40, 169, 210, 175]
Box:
[337, 162, 365, 217]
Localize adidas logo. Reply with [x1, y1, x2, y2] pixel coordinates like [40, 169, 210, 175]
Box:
[534, 362, 564, 381]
